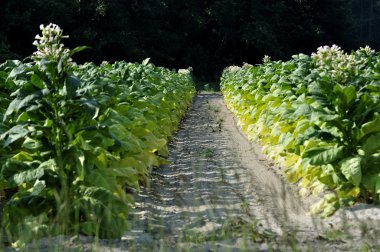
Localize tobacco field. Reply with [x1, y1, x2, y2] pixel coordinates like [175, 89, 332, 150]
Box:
[1, 24, 380, 251]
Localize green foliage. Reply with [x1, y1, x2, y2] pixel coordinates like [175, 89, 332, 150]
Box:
[0, 24, 195, 247]
[221, 45, 380, 216]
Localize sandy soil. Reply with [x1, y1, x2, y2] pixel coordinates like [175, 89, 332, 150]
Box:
[17, 93, 380, 251]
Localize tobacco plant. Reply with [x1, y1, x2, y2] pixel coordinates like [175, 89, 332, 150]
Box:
[0, 24, 195, 247]
[221, 46, 380, 216]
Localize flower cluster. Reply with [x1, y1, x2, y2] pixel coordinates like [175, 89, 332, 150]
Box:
[226, 65, 241, 73]
[356, 45, 376, 57]
[311, 45, 359, 80]
[32, 23, 72, 65]
[178, 69, 190, 75]
[262, 55, 271, 64]
[311, 45, 344, 66]
[178, 67, 193, 75]
[101, 61, 110, 66]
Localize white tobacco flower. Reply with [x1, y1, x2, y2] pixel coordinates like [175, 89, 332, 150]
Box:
[359, 46, 375, 55]
[227, 66, 241, 73]
[178, 69, 190, 74]
[32, 23, 72, 66]
[263, 55, 271, 63]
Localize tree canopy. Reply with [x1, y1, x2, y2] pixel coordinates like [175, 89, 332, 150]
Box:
[1, 0, 379, 80]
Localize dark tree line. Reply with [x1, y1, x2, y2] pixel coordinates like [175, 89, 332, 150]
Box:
[0, 0, 379, 80]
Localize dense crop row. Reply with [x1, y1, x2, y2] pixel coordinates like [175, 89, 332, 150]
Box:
[0, 24, 195, 247]
[221, 46, 380, 216]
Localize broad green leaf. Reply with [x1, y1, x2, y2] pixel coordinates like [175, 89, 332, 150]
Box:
[108, 157, 143, 182]
[4, 91, 44, 120]
[7, 64, 28, 79]
[109, 124, 143, 153]
[1, 124, 30, 147]
[22, 137, 42, 150]
[362, 173, 380, 194]
[11, 167, 44, 186]
[38, 159, 57, 170]
[342, 85, 357, 109]
[63, 75, 80, 98]
[12, 151, 34, 161]
[142, 58, 150, 66]
[79, 100, 100, 120]
[30, 180, 46, 196]
[76, 185, 128, 238]
[311, 111, 339, 122]
[332, 84, 357, 112]
[336, 182, 361, 199]
[340, 156, 362, 186]
[283, 156, 298, 171]
[79, 222, 98, 237]
[31, 74, 44, 89]
[293, 104, 312, 117]
[16, 112, 30, 123]
[294, 119, 311, 135]
[361, 132, 380, 156]
[302, 145, 345, 165]
[1, 159, 31, 180]
[318, 164, 336, 187]
[86, 170, 119, 192]
[69, 46, 90, 57]
[5, 191, 51, 218]
[135, 151, 159, 168]
[359, 114, 380, 139]
[95, 151, 108, 169]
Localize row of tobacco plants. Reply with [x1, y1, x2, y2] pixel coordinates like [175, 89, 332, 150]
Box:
[0, 24, 195, 247]
[221, 45, 380, 216]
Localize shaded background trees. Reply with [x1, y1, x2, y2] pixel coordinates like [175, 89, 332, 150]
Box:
[0, 0, 379, 81]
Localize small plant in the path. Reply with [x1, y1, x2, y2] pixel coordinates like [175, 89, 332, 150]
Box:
[183, 217, 276, 244]
[204, 148, 215, 158]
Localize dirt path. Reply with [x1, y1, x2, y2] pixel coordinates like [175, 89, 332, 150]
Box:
[94, 93, 380, 251]
[20, 93, 380, 251]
